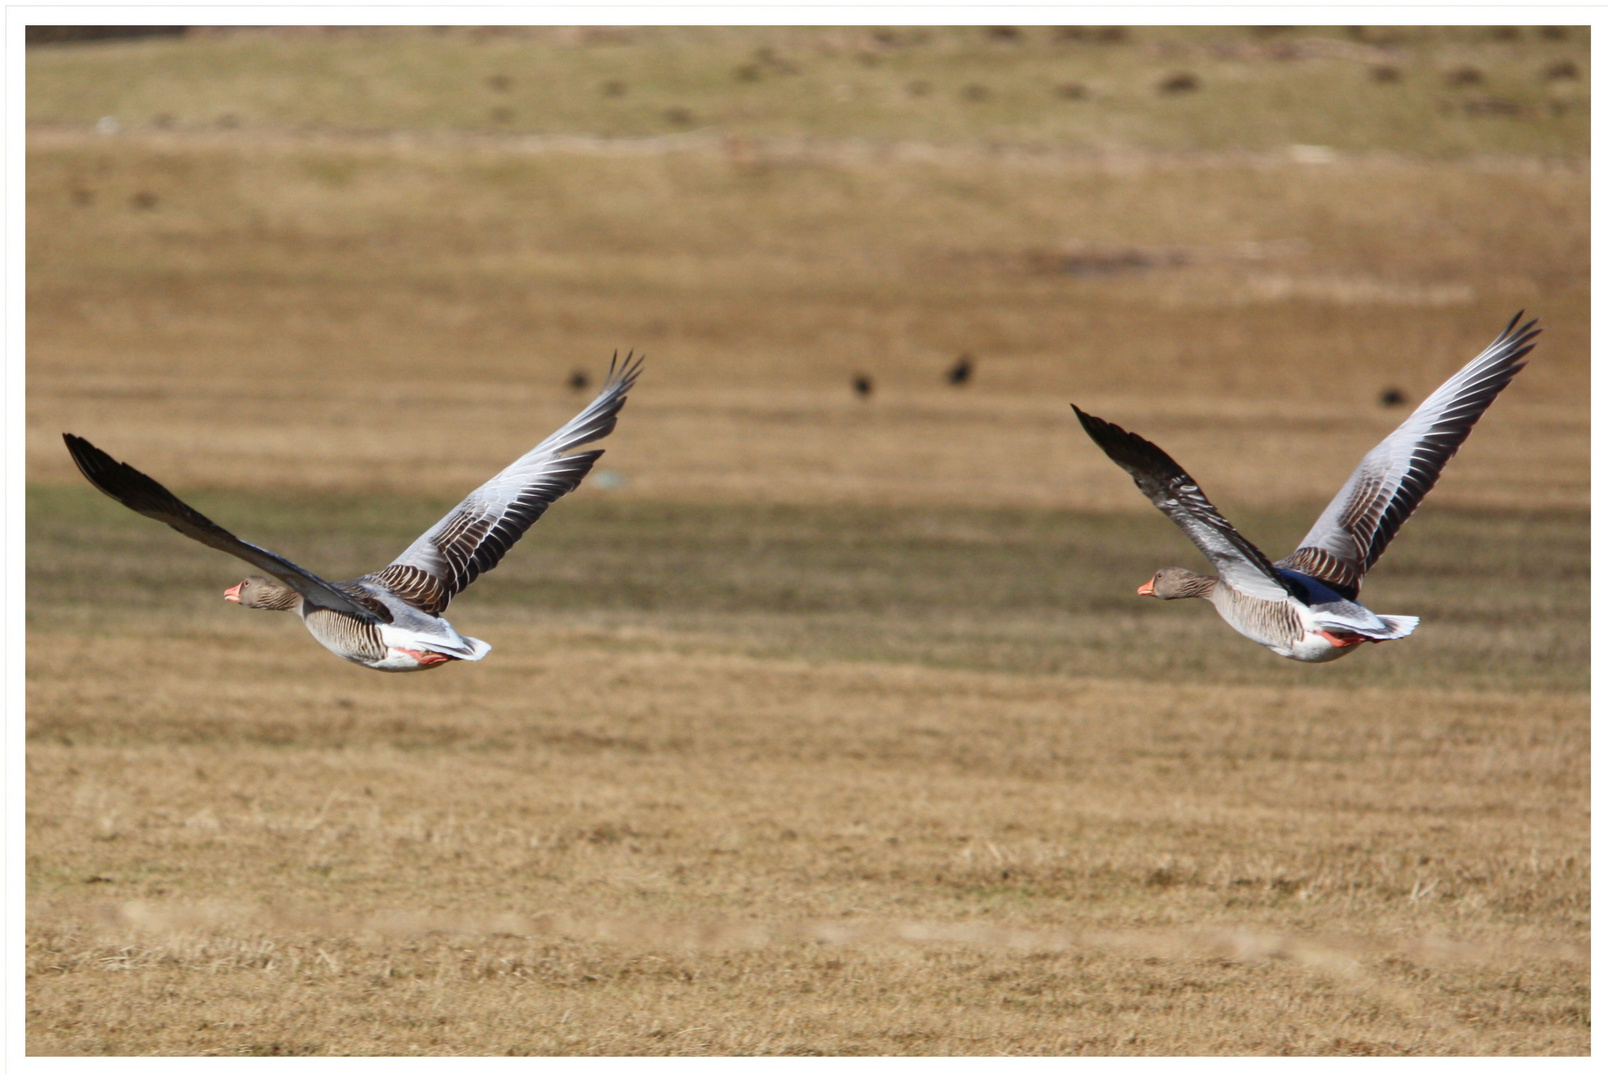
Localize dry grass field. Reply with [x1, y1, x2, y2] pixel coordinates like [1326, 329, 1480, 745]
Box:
[25, 26, 1588, 1055]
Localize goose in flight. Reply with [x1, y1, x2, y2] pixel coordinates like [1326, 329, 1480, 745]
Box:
[1074, 314, 1538, 662]
[64, 355, 643, 672]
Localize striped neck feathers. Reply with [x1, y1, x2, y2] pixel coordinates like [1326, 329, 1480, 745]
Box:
[1150, 567, 1217, 600]
[230, 576, 302, 610]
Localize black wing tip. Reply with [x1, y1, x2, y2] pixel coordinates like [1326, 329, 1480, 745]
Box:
[1502, 309, 1540, 335]
[1070, 403, 1117, 442]
[1496, 310, 1542, 351]
[62, 431, 104, 467]
[62, 432, 136, 498]
[1485, 311, 1541, 377]
[589, 350, 646, 419]
[605, 349, 647, 388]
[1070, 404, 1158, 463]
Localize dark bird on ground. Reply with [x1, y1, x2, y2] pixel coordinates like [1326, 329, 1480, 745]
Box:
[1073, 313, 1538, 662]
[64, 356, 643, 672]
[568, 369, 590, 392]
[1380, 386, 1407, 407]
[852, 374, 874, 398]
[947, 354, 975, 386]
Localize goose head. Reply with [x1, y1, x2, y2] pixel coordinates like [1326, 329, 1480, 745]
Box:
[1138, 567, 1216, 600]
[224, 576, 301, 610]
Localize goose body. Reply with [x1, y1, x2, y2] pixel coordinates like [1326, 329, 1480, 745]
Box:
[66, 355, 642, 672]
[1077, 313, 1539, 663]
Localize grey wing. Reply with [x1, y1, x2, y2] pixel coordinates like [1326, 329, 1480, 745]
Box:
[1073, 407, 1295, 602]
[63, 433, 386, 620]
[369, 353, 643, 615]
[1278, 312, 1538, 599]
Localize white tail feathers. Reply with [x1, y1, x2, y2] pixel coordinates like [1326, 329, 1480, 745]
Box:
[1370, 615, 1420, 640]
[457, 636, 493, 661]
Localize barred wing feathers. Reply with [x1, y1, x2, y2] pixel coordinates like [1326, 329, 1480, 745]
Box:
[371, 354, 643, 615]
[1277, 313, 1537, 599]
[1073, 406, 1295, 603]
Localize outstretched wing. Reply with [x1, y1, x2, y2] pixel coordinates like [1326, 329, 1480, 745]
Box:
[1073, 407, 1296, 602]
[63, 433, 386, 620]
[1278, 312, 1538, 599]
[369, 353, 644, 615]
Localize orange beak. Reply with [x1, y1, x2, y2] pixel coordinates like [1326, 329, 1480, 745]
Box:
[223, 583, 243, 603]
[1137, 580, 1155, 596]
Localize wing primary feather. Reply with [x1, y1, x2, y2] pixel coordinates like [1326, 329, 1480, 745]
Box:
[373, 355, 642, 614]
[61, 434, 386, 620]
[1072, 406, 1297, 600]
[1279, 312, 1537, 596]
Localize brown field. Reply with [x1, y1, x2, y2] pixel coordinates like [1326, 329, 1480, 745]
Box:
[25, 26, 1588, 1055]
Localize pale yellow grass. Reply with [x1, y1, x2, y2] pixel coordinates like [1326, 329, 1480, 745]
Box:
[27, 623, 1589, 1055]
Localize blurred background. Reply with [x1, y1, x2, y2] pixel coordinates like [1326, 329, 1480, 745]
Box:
[27, 25, 1589, 1056]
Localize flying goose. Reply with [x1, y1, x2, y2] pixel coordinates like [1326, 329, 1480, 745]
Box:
[64, 355, 643, 672]
[1074, 313, 1538, 663]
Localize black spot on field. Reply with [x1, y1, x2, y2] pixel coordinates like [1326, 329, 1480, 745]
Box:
[851, 374, 874, 398]
[1158, 72, 1200, 95]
